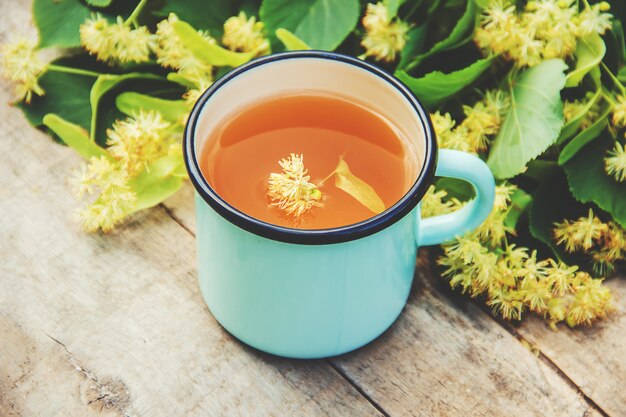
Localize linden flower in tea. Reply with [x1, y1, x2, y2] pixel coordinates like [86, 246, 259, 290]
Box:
[267, 152, 386, 219]
[267, 154, 323, 217]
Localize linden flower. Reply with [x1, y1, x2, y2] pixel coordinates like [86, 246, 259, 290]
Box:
[80, 15, 153, 64]
[577, 2, 613, 37]
[611, 95, 626, 127]
[222, 12, 269, 54]
[475, 0, 612, 67]
[155, 13, 214, 85]
[420, 185, 463, 218]
[553, 209, 609, 252]
[70, 156, 136, 233]
[0, 37, 46, 103]
[267, 154, 323, 217]
[106, 110, 174, 176]
[431, 90, 509, 154]
[605, 142, 626, 182]
[360, 2, 409, 62]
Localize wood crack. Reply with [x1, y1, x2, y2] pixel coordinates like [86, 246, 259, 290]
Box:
[44, 332, 135, 417]
[327, 362, 390, 417]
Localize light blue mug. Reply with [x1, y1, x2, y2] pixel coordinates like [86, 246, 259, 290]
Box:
[184, 51, 495, 359]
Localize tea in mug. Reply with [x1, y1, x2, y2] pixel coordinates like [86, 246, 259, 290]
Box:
[199, 93, 410, 229]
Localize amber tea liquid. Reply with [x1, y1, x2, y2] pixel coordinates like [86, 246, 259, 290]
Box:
[199, 93, 410, 229]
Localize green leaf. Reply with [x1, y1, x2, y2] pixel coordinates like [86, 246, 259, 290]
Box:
[90, 73, 163, 139]
[275, 28, 311, 50]
[172, 20, 257, 67]
[522, 160, 557, 182]
[435, 177, 475, 201]
[395, 57, 492, 108]
[17, 67, 95, 130]
[529, 171, 586, 264]
[407, 0, 477, 68]
[166, 72, 198, 88]
[85, 0, 112, 7]
[384, 0, 401, 18]
[116, 92, 189, 123]
[261, 0, 359, 50]
[398, 24, 428, 69]
[152, 0, 233, 36]
[564, 134, 626, 228]
[487, 59, 567, 179]
[565, 34, 606, 88]
[504, 188, 532, 230]
[333, 157, 385, 214]
[557, 86, 601, 144]
[128, 155, 185, 213]
[42, 114, 112, 160]
[558, 104, 610, 165]
[34, 0, 91, 48]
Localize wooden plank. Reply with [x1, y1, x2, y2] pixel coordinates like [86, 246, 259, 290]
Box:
[326, 256, 602, 417]
[517, 277, 626, 416]
[0, 59, 382, 417]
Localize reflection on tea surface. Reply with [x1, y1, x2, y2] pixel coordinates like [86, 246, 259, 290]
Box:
[200, 93, 412, 229]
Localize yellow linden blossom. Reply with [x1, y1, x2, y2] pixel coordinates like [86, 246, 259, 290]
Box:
[611, 95, 626, 127]
[155, 13, 213, 87]
[576, 1, 613, 37]
[0, 37, 46, 103]
[106, 110, 174, 176]
[420, 185, 463, 218]
[80, 15, 153, 64]
[431, 182, 613, 326]
[183, 78, 212, 108]
[553, 209, 609, 252]
[267, 154, 323, 217]
[222, 12, 269, 54]
[70, 156, 136, 233]
[605, 141, 626, 182]
[475, 0, 612, 67]
[361, 2, 410, 62]
[431, 90, 509, 154]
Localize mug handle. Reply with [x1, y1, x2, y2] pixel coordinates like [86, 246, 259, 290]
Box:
[418, 149, 495, 246]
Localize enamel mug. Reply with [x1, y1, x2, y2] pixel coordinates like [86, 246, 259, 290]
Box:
[184, 51, 495, 359]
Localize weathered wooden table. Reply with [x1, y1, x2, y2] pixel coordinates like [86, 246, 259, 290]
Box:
[1, 2, 625, 416]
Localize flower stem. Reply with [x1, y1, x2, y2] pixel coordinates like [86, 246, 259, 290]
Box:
[46, 65, 101, 77]
[600, 61, 626, 95]
[126, 0, 150, 26]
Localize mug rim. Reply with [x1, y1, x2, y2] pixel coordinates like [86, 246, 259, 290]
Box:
[184, 50, 438, 245]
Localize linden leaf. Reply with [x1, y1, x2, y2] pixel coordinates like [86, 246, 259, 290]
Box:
[487, 59, 567, 179]
[558, 103, 611, 165]
[261, 0, 359, 50]
[128, 155, 186, 213]
[42, 114, 112, 161]
[172, 20, 258, 67]
[529, 171, 585, 265]
[116, 92, 189, 123]
[34, 0, 91, 48]
[85, 0, 113, 7]
[275, 28, 311, 51]
[395, 57, 493, 108]
[566, 34, 606, 88]
[153, 0, 233, 36]
[334, 158, 385, 214]
[564, 134, 626, 228]
[405, 0, 478, 69]
[557, 84, 602, 144]
[90, 73, 163, 139]
[17, 63, 95, 130]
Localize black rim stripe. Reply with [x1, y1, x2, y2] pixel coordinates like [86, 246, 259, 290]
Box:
[183, 51, 438, 245]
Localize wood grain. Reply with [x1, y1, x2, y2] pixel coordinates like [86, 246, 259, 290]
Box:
[517, 277, 626, 416]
